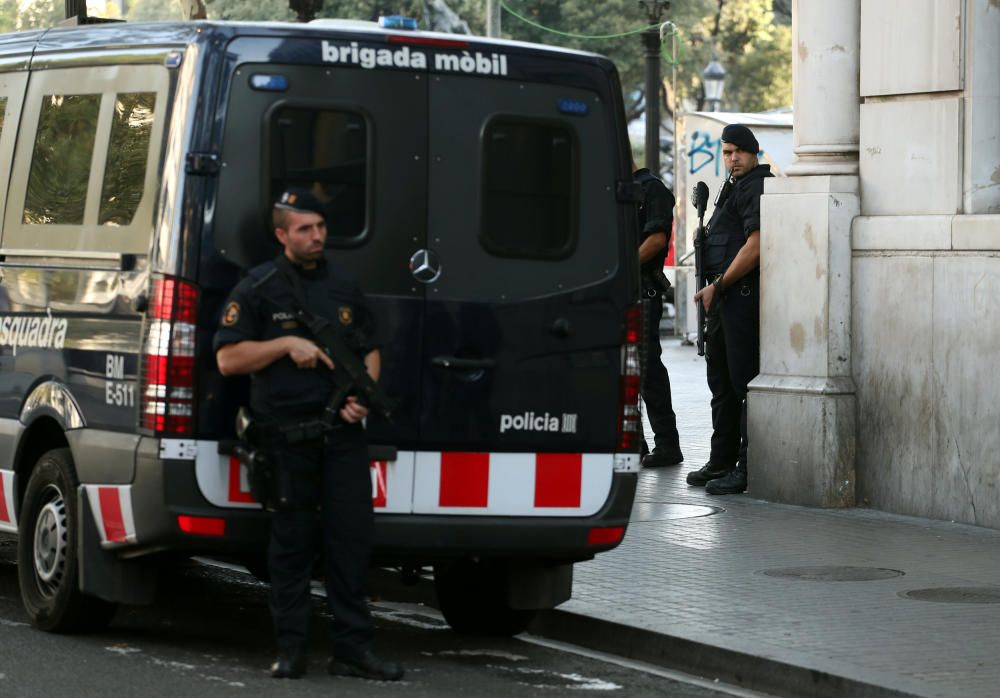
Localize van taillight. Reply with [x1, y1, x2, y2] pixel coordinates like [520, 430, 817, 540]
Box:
[140, 276, 199, 435]
[617, 304, 641, 451]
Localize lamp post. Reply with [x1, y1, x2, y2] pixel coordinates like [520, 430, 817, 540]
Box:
[638, 0, 670, 174]
[701, 54, 726, 112]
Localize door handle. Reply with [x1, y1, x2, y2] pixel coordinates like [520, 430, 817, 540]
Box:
[431, 356, 497, 370]
[550, 317, 572, 338]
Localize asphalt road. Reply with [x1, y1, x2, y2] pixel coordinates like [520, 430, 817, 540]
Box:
[0, 538, 758, 697]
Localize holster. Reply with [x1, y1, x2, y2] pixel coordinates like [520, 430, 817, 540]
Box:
[233, 442, 277, 509]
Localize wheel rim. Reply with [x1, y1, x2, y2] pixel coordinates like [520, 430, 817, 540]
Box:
[32, 485, 68, 598]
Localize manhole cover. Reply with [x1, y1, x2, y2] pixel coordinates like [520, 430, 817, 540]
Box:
[630, 503, 722, 522]
[760, 566, 905, 582]
[901, 587, 1000, 604]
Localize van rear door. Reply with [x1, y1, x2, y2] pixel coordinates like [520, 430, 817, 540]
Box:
[419, 73, 623, 456]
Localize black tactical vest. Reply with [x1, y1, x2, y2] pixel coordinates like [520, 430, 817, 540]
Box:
[703, 164, 772, 275]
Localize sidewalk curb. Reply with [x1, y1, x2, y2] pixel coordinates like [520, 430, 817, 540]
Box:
[528, 609, 918, 698]
[371, 568, 919, 698]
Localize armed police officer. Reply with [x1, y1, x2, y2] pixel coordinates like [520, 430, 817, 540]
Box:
[214, 189, 403, 682]
[688, 124, 772, 495]
[632, 160, 684, 468]
[633, 159, 683, 467]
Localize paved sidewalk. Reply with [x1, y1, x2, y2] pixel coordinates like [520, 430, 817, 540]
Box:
[553, 338, 1000, 698]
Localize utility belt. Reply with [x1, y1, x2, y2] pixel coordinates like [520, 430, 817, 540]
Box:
[232, 406, 342, 510]
[642, 267, 672, 299]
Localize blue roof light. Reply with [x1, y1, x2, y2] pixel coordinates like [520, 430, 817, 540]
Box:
[249, 74, 289, 92]
[378, 15, 419, 30]
[558, 99, 589, 116]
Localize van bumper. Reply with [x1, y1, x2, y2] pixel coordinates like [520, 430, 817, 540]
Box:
[130, 448, 637, 564]
[372, 471, 638, 564]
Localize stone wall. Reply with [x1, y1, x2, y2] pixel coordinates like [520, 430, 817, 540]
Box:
[851, 0, 1000, 526]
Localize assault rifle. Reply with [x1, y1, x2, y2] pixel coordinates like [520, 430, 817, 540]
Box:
[271, 257, 397, 424]
[692, 180, 710, 356]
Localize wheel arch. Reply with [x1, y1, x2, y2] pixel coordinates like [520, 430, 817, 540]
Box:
[14, 416, 71, 517]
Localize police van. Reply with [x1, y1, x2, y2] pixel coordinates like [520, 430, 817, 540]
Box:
[0, 18, 642, 635]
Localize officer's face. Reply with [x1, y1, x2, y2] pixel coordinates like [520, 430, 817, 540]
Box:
[276, 210, 327, 267]
[722, 143, 759, 179]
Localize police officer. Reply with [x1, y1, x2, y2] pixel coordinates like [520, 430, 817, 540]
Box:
[688, 125, 772, 495]
[633, 159, 683, 467]
[214, 189, 403, 681]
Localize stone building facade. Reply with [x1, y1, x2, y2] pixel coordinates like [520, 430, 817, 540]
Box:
[749, 0, 1000, 527]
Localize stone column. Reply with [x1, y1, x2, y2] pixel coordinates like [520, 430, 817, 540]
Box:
[747, 0, 860, 507]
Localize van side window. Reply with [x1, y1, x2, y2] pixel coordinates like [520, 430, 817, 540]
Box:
[270, 107, 367, 240]
[99, 92, 157, 226]
[23, 94, 101, 225]
[482, 118, 577, 260]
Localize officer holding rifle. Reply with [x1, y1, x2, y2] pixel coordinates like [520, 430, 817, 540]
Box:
[688, 124, 772, 495]
[214, 189, 403, 682]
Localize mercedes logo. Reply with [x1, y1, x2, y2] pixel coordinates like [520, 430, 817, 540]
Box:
[409, 249, 442, 284]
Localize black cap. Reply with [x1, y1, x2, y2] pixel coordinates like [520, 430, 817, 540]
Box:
[721, 124, 759, 154]
[274, 188, 326, 218]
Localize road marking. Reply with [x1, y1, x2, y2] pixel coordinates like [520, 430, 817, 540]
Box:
[437, 649, 528, 662]
[519, 635, 773, 698]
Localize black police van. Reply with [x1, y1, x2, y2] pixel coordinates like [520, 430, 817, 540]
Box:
[0, 18, 641, 635]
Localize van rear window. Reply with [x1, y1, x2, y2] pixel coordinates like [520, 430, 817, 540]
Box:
[99, 92, 157, 226]
[23, 94, 101, 225]
[269, 107, 367, 240]
[481, 118, 577, 260]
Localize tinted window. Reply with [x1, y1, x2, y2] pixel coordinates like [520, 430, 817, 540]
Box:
[23, 94, 101, 225]
[269, 107, 367, 240]
[482, 118, 577, 260]
[99, 92, 156, 226]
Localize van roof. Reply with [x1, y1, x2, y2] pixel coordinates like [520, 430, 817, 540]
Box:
[4, 20, 607, 66]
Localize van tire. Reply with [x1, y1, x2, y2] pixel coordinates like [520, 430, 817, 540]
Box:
[433, 560, 536, 636]
[17, 448, 117, 633]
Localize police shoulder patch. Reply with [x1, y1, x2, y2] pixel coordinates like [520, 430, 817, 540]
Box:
[222, 301, 241, 327]
[338, 306, 353, 326]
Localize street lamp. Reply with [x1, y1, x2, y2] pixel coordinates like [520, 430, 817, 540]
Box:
[701, 54, 726, 112]
[638, 0, 670, 173]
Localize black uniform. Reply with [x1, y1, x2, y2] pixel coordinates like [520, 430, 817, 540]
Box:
[213, 254, 379, 661]
[634, 168, 682, 462]
[702, 164, 772, 473]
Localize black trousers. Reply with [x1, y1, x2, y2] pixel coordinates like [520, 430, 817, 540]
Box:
[705, 276, 760, 470]
[641, 294, 680, 453]
[267, 424, 374, 658]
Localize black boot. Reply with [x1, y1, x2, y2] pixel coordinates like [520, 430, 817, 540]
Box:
[705, 467, 747, 495]
[328, 650, 405, 681]
[642, 447, 684, 467]
[685, 461, 733, 486]
[270, 648, 307, 679]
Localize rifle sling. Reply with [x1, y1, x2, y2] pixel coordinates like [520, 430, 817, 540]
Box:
[266, 256, 361, 428]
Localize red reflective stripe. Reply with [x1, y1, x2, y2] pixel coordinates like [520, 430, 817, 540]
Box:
[99, 487, 127, 543]
[386, 34, 469, 48]
[177, 515, 225, 536]
[439, 452, 489, 507]
[228, 455, 256, 504]
[0, 471, 9, 523]
[534, 453, 582, 507]
[587, 526, 625, 546]
[371, 460, 387, 508]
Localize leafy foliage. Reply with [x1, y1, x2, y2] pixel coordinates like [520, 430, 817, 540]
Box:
[2, 0, 791, 115]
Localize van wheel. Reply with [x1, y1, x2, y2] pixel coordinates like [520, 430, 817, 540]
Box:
[433, 560, 536, 636]
[17, 448, 117, 633]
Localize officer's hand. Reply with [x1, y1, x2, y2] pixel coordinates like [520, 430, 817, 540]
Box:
[339, 395, 369, 423]
[694, 284, 715, 313]
[285, 336, 335, 370]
